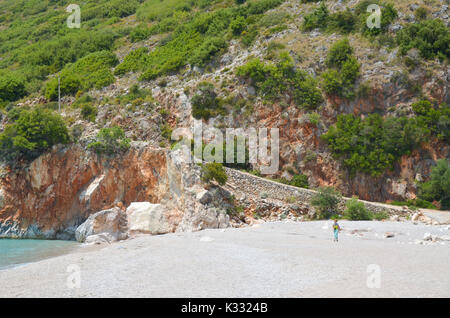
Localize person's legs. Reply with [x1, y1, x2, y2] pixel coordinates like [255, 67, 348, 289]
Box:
[334, 229, 339, 242]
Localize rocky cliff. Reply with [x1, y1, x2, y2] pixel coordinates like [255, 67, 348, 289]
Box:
[0, 145, 232, 239]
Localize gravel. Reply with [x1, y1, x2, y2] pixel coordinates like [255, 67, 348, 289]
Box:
[0, 221, 449, 298]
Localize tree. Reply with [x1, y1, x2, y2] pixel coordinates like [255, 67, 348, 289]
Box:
[310, 187, 341, 219]
[419, 159, 450, 209]
[0, 108, 69, 164]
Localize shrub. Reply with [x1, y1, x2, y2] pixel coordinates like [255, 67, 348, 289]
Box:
[201, 162, 228, 186]
[81, 104, 97, 122]
[0, 108, 69, 163]
[344, 197, 372, 220]
[321, 114, 429, 176]
[326, 38, 354, 68]
[322, 39, 360, 99]
[237, 53, 322, 109]
[414, 7, 428, 21]
[419, 159, 450, 210]
[311, 187, 342, 219]
[45, 51, 118, 100]
[0, 74, 26, 102]
[191, 82, 222, 120]
[230, 16, 246, 36]
[289, 174, 309, 189]
[412, 100, 450, 142]
[397, 19, 450, 60]
[328, 9, 357, 34]
[87, 126, 130, 155]
[301, 3, 329, 31]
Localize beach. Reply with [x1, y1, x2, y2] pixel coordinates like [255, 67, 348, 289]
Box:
[0, 220, 449, 298]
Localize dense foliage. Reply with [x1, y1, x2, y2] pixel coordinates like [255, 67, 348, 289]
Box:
[45, 51, 118, 100]
[418, 159, 450, 210]
[397, 19, 450, 60]
[236, 52, 323, 109]
[0, 108, 69, 163]
[321, 39, 360, 99]
[321, 113, 429, 176]
[301, 1, 397, 36]
[116, 0, 285, 80]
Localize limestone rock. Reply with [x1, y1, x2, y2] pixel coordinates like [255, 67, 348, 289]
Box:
[75, 207, 128, 243]
[126, 202, 175, 235]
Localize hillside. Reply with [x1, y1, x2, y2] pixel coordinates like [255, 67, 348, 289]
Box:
[0, 0, 449, 210]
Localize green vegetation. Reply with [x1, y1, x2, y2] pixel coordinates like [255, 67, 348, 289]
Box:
[0, 74, 26, 103]
[275, 174, 309, 189]
[200, 162, 228, 186]
[321, 38, 360, 99]
[0, 108, 69, 164]
[322, 99, 449, 176]
[310, 186, 341, 219]
[236, 52, 323, 109]
[411, 100, 449, 142]
[389, 199, 436, 210]
[87, 126, 131, 155]
[397, 19, 449, 60]
[116, 0, 285, 80]
[80, 104, 97, 122]
[301, 1, 397, 36]
[344, 197, 372, 220]
[321, 113, 429, 176]
[191, 82, 224, 120]
[418, 159, 450, 210]
[45, 51, 118, 100]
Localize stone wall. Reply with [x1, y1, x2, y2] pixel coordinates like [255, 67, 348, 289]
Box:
[224, 167, 410, 216]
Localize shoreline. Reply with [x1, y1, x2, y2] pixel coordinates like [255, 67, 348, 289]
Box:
[1, 220, 449, 298]
[0, 239, 82, 271]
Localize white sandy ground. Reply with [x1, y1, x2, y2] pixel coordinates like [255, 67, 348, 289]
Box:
[0, 220, 449, 298]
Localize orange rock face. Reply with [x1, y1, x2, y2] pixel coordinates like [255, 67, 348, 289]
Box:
[0, 145, 169, 239]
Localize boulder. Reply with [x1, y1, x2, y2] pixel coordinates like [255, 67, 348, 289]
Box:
[85, 233, 113, 245]
[75, 207, 128, 243]
[126, 202, 175, 235]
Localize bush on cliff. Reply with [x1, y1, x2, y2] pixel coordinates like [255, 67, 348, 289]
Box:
[87, 126, 130, 156]
[397, 19, 450, 60]
[0, 108, 70, 163]
[236, 52, 323, 109]
[0, 74, 27, 102]
[310, 187, 342, 219]
[321, 38, 360, 100]
[191, 82, 224, 120]
[201, 162, 228, 186]
[321, 113, 429, 176]
[418, 159, 450, 210]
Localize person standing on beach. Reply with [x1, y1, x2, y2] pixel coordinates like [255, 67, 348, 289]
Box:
[333, 219, 341, 242]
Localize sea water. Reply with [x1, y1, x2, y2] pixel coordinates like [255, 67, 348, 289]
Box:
[0, 239, 79, 270]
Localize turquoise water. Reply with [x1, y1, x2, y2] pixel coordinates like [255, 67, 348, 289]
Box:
[0, 239, 79, 270]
